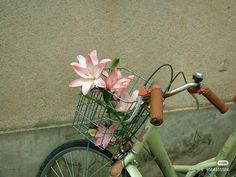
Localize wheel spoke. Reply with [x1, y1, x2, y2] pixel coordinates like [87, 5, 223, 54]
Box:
[86, 144, 90, 177]
[70, 152, 75, 177]
[51, 166, 60, 177]
[89, 160, 111, 177]
[38, 140, 114, 177]
[82, 144, 89, 177]
[56, 160, 65, 177]
[63, 156, 73, 177]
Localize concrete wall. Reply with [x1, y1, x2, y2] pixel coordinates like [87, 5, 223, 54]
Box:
[0, 0, 236, 176]
[1, 105, 235, 177]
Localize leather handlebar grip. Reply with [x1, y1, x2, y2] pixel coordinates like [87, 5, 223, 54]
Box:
[150, 84, 163, 126]
[202, 87, 229, 114]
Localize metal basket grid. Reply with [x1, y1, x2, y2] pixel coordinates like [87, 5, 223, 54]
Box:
[72, 68, 150, 148]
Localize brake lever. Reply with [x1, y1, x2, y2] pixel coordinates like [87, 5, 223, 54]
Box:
[190, 93, 199, 110]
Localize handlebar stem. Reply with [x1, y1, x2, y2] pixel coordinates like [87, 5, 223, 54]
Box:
[163, 83, 199, 98]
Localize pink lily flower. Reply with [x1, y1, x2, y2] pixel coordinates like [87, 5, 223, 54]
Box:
[116, 90, 139, 112]
[69, 50, 111, 95]
[89, 124, 117, 149]
[106, 68, 134, 96]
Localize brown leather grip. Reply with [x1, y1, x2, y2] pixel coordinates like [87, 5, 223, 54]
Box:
[150, 84, 163, 126]
[110, 160, 123, 177]
[233, 96, 236, 104]
[202, 87, 229, 114]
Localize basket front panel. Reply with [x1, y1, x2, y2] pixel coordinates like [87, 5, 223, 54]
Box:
[72, 68, 150, 148]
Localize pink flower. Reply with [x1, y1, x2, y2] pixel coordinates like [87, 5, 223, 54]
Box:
[116, 90, 139, 112]
[69, 50, 111, 95]
[89, 124, 117, 149]
[106, 68, 134, 96]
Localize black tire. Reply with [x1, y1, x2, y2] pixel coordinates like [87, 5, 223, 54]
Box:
[226, 156, 236, 177]
[37, 139, 130, 177]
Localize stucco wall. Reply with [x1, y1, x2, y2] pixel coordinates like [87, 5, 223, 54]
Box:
[1, 0, 236, 132]
[1, 0, 236, 177]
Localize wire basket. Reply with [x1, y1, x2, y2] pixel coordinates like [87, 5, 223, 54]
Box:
[72, 68, 150, 149]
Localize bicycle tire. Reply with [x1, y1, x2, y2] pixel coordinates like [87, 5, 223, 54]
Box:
[37, 139, 130, 177]
[226, 156, 236, 177]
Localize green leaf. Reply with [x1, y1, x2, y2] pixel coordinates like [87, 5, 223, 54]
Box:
[101, 89, 115, 113]
[111, 57, 120, 70]
[102, 89, 113, 105]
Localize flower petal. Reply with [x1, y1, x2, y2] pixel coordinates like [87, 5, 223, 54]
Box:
[91, 130, 105, 138]
[71, 63, 93, 78]
[95, 138, 103, 147]
[94, 78, 106, 88]
[69, 78, 85, 87]
[112, 77, 132, 92]
[102, 70, 109, 77]
[100, 58, 111, 64]
[97, 124, 106, 131]
[110, 136, 117, 143]
[129, 90, 139, 110]
[91, 124, 117, 148]
[115, 69, 122, 80]
[77, 55, 87, 68]
[116, 101, 130, 112]
[131, 90, 139, 102]
[93, 63, 105, 78]
[106, 68, 121, 89]
[120, 91, 131, 100]
[89, 129, 97, 137]
[108, 124, 117, 132]
[128, 75, 134, 79]
[116, 91, 135, 112]
[102, 137, 110, 149]
[82, 81, 94, 95]
[88, 50, 98, 65]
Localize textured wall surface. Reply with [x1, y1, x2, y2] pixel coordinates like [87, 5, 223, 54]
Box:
[1, 0, 236, 131]
[0, 1, 236, 177]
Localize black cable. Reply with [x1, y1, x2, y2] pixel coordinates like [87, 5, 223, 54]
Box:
[144, 64, 174, 92]
[172, 71, 187, 84]
[163, 71, 188, 97]
[144, 65, 189, 101]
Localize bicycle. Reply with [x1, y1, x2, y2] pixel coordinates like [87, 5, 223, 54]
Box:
[37, 64, 236, 177]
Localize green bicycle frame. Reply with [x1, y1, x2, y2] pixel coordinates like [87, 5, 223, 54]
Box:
[122, 121, 236, 177]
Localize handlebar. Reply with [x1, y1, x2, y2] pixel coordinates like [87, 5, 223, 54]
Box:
[163, 83, 199, 98]
[148, 81, 228, 126]
[200, 85, 228, 113]
[150, 84, 163, 126]
[187, 84, 228, 113]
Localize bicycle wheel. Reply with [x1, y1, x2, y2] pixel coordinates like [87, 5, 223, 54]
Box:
[226, 156, 236, 177]
[37, 139, 130, 177]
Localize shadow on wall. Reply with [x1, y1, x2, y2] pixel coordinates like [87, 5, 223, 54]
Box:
[169, 130, 212, 159]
